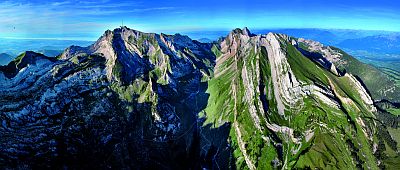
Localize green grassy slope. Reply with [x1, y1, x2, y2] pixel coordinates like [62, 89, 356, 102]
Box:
[330, 47, 400, 103]
[201, 32, 381, 169]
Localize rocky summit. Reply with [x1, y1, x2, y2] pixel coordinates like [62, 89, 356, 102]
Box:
[0, 27, 399, 169]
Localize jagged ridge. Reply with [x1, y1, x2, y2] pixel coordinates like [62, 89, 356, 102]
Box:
[202, 27, 382, 169]
[0, 26, 398, 169]
[0, 27, 215, 169]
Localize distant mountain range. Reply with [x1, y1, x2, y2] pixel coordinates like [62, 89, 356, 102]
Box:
[190, 28, 400, 63]
[191, 28, 400, 82]
[338, 34, 400, 54]
[1, 27, 399, 169]
[1, 28, 399, 66]
[252, 28, 398, 44]
[187, 28, 399, 45]
[0, 53, 13, 65]
[0, 38, 93, 65]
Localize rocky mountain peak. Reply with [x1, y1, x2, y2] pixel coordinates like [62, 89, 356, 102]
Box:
[0, 51, 56, 78]
[0, 26, 393, 169]
[65, 27, 215, 84]
[231, 27, 253, 37]
[242, 27, 252, 36]
[15, 51, 48, 68]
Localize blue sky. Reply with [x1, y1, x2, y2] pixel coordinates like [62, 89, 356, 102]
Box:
[0, 0, 399, 40]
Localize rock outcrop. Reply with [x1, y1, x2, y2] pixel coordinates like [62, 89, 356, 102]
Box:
[0, 27, 393, 169]
[0, 27, 215, 169]
[203, 27, 382, 169]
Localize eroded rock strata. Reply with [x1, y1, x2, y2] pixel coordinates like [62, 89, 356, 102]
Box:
[0, 27, 398, 169]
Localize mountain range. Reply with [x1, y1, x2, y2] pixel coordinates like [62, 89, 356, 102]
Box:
[1, 28, 400, 67]
[0, 39, 93, 65]
[338, 35, 400, 54]
[0, 53, 13, 66]
[0, 27, 399, 169]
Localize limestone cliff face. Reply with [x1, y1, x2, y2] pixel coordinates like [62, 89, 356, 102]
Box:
[0, 52, 121, 168]
[0, 27, 392, 169]
[0, 27, 215, 169]
[296, 37, 400, 103]
[203, 28, 381, 169]
[61, 27, 214, 84]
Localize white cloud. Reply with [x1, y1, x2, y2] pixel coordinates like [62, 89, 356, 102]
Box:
[51, 1, 72, 6]
[0, 0, 176, 36]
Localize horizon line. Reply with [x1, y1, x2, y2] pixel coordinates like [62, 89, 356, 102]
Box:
[1, 26, 399, 41]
